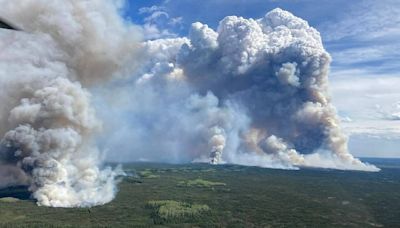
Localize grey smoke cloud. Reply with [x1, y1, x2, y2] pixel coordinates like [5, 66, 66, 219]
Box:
[0, 3, 380, 208]
[100, 9, 378, 171]
[0, 0, 139, 207]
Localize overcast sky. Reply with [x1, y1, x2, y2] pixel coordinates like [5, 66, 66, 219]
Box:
[123, 0, 400, 158]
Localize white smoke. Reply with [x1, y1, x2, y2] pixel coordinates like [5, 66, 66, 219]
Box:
[101, 8, 379, 172]
[0, 0, 139, 207]
[0, 3, 380, 208]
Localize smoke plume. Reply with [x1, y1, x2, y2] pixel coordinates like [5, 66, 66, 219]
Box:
[0, 2, 379, 208]
[100, 9, 378, 172]
[0, 0, 139, 207]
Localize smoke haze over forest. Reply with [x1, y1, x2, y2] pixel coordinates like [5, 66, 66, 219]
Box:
[0, 0, 386, 208]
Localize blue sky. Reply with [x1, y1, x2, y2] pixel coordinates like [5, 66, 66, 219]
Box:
[122, 0, 400, 158]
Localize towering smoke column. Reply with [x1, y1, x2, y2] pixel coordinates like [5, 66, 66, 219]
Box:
[105, 9, 378, 171]
[0, 3, 378, 209]
[0, 0, 138, 207]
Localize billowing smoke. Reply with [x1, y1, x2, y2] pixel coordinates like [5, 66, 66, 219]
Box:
[101, 9, 379, 172]
[0, 0, 139, 207]
[0, 3, 379, 208]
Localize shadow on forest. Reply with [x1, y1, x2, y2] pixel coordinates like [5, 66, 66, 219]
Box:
[0, 186, 31, 200]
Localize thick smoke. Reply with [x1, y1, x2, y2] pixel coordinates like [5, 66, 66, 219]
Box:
[0, 0, 138, 207]
[0, 3, 379, 208]
[101, 9, 378, 171]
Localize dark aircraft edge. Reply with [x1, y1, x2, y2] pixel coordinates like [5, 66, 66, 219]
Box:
[0, 18, 20, 31]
